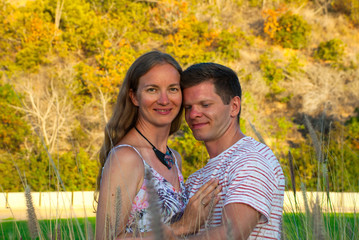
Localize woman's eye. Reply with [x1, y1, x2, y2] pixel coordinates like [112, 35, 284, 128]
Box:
[169, 87, 179, 93]
[146, 88, 156, 93]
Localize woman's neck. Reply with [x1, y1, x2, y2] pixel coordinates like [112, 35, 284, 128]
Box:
[134, 124, 171, 152]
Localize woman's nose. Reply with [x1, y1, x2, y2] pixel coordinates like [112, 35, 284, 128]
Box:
[157, 91, 169, 105]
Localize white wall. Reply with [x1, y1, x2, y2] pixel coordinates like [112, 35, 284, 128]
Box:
[0, 191, 358, 220]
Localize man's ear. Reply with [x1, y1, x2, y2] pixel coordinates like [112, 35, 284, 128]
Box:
[230, 96, 241, 118]
[129, 89, 139, 106]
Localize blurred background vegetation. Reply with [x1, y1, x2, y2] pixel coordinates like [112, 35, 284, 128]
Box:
[0, 0, 358, 193]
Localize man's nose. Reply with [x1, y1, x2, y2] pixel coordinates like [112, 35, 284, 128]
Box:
[188, 106, 202, 119]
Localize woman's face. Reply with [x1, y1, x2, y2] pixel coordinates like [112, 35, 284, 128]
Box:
[130, 63, 182, 128]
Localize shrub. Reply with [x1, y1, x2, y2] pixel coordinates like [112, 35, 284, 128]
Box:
[0, 83, 31, 152]
[314, 38, 346, 62]
[260, 52, 286, 97]
[274, 12, 311, 49]
[332, 0, 359, 26]
[216, 28, 252, 61]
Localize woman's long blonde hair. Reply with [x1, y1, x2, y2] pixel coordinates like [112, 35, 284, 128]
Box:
[95, 51, 183, 199]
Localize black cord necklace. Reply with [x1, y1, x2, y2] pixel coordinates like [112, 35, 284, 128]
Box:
[135, 127, 174, 170]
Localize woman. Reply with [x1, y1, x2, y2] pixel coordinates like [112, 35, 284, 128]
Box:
[95, 51, 220, 239]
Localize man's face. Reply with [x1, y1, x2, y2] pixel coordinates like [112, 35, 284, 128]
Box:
[183, 81, 234, 143]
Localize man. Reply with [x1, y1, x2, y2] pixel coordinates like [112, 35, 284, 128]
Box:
[181, 63, 285, 240]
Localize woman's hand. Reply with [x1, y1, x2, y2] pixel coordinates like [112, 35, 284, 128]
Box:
[171, 178, 222, 236]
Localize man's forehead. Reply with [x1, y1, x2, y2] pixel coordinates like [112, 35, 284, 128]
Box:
[183, 82, 219, 103]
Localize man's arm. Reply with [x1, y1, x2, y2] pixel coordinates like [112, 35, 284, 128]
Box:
[185, 203, 260, 240]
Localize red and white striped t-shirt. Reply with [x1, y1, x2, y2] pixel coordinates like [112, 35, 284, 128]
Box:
[185, 136, 285, 239]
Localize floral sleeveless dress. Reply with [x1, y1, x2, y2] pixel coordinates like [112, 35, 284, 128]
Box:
[109, 144, 188, 233]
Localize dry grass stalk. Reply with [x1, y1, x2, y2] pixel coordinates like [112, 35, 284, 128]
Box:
[288, 150, 296, 197]
[87, 219, 94, 240]
[51, 221, 61, 240]
[248, 120, 267, 145]
[304, 115, 323, 162]
[145, 170, 164, 240]
[114, 186, 122, 238]
[25, 185, 41, 239]
[300, 183, 310, 216]
[322, 161, 330, 200]
[300, 182, 312, 239]
[205, 193, 216, 230]
[105, 214, 113, 240]
[312, 196, 326, 240]
[226, 219, 234, 240]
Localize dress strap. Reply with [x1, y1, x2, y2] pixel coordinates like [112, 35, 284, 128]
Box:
[109, 144, 145, 161]
[169, 148, 182, 177]
[101, 144, 147, 182]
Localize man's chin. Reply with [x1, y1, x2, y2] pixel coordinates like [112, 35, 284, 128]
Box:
[192, 134, 206, 142]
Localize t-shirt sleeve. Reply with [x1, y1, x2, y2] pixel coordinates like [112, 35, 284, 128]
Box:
[224, 152, 277, 223]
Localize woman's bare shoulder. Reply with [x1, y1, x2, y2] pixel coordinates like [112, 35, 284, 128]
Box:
[104, 145, 144, 172]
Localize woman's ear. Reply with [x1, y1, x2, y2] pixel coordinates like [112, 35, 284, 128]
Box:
[129, 89, 139, 106]
[230, 96, 241, 118]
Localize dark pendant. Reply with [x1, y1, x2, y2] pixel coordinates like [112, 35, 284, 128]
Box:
[135, 127, 174, 170]
[153, 147, 173, 169]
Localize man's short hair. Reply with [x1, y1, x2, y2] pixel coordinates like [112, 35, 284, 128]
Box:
[181, 62, 242, 117]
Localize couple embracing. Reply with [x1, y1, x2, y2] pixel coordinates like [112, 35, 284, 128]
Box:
[95, 51, 285, 240]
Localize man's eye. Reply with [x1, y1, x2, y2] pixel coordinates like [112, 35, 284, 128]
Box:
[184, 106, 192, 110]
[202, 103, 210, 108]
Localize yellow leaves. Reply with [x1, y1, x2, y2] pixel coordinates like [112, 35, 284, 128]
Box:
[25, 14, 54, 43]
[76, 45, 137, 100]
[118, 39, 126, 47]
[262, 9, 280, 39]
[203, 30, 219, 47]
[103, 40, 111, 48]
[262, 7, 286, 39]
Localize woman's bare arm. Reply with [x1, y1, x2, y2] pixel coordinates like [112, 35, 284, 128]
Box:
[96, 147, 144, 240]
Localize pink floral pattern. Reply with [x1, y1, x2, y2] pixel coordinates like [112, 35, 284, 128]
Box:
[107, 146, 188, 233]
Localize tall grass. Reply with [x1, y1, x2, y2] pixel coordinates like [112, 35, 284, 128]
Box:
[1, 117, 358, 240]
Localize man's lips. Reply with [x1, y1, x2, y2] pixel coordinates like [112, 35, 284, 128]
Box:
[190, 122, 207, 129]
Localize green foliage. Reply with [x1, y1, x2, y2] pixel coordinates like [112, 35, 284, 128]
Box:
[288, 117, 359, 192]
[248, 0, 262, 7]
[15, 43, 50, 70]
[0, 148, 98, 192]
[285, 55, 304, 75]
[260, 51, 286, 97]
[0, 83, 31, 152]
[216, 28, 253, 61]
[0, 152, 24, 191]
[274, 12, 311, 49]
[75, 39, 138, 99]
[314, 38, 346, 62]
[57, 148, 98, 191]
[345, 108, 359, 152]
[166, 15, 217, 65]
[0, 0, 357, 193]
[48, 0, 106, 55]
